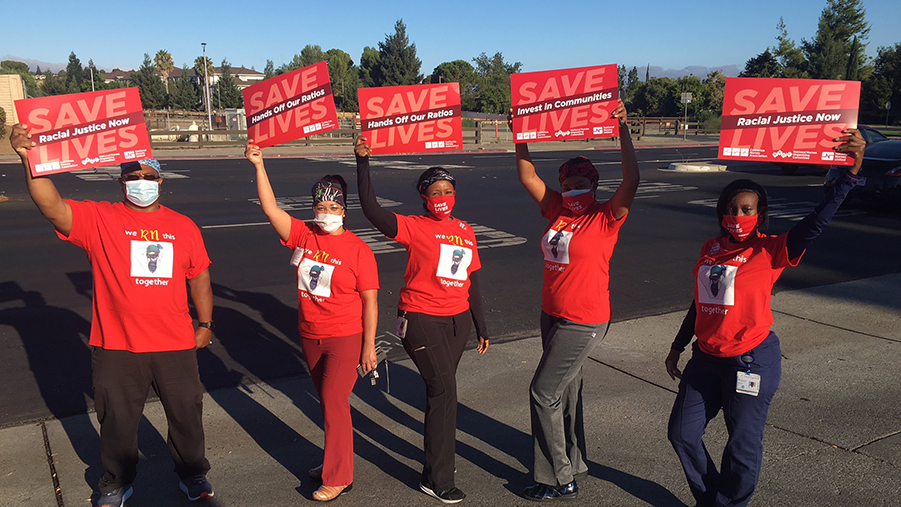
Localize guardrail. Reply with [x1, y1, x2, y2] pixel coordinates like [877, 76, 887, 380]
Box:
[150, 127, 484, 149]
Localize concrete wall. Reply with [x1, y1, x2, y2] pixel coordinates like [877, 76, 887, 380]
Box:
[0, 74, 25, 126]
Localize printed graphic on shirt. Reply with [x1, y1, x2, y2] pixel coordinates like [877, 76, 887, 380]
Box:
[698, 264, 738, 306]
[435, 244, 473, 281]
[130, 241, 174, 278]
[297, 258, 335, 297]
[541, 224, 572, 264]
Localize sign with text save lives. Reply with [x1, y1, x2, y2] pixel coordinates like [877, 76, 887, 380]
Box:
[358, 83, 462, 155]
[15, 88, 152, 177]
[719, 77, 860, 166]
[242, 61, 339, 148]
[511, 64, 619, 143]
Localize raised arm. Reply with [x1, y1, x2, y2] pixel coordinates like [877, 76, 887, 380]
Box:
[10, 124, 73, 236]
[785, 128, 866, 260]
[608, 100, 639, 220]
[354, 136, 399, 238]
[510, 109, 551, 213]
[245, 140, 292, 242]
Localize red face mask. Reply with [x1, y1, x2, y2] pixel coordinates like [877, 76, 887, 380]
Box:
[721, 215, 759, 242]
[561, 189, 595, 215]
[426, 195, 455, 220]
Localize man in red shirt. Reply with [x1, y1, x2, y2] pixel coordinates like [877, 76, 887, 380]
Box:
[10, 123, 215, 507]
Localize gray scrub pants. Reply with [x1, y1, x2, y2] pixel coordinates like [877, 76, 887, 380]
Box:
[530, 311, 609, 486]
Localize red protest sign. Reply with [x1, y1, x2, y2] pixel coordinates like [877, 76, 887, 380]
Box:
[15, 88, 152, 177]
[358, 83, 462, 155]
[511, 64, 619, 143]
[719, 77, 860, 165]
[242, 61, 339, 148]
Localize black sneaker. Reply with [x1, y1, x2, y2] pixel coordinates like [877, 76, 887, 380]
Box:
[522, 481, 579, 501]
[179, 475, 214, 501]
[420, 482, 466, 504]
[96, 485, 133, 507]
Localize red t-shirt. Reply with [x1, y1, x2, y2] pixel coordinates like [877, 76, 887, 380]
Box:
[58, 200, 211, 352]
[392, 214, 481, 316]
[540, 192, 626, 324]
[282, 219, 379, 340]
[692, 232, 801, 357]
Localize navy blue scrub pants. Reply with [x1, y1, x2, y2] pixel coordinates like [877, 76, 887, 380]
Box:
[668, 332, 782, 507]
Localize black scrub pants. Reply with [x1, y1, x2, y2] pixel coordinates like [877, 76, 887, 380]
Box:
[401, 310, 471, 493]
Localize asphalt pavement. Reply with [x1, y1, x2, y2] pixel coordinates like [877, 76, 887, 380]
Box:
[2, 135, 900, 506]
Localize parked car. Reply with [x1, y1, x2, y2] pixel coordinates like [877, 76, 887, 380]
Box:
[777, 125, 889, 174]
[824, 138, 901, 201]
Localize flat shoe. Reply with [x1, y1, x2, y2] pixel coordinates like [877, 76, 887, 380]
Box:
[309, 464, 323, 480]
[312, 483, 352, 502]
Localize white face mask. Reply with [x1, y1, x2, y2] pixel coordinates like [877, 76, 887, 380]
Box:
[125, 180, 160, 207]
[314, 213, 344, 233]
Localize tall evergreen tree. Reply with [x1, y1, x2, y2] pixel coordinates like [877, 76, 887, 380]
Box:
[377, 19, 422, 86]
[472, 52, 522, 114]
[431, 60, 479, 111]
[773, 18, 808, 78]
[325, 48, 358, 111]
[66, 52, 84, 90]
[169, 65, 200, 111]
[802, 0, 869, 79]
[264, 59, 275, 79]
[132, 53, 167, 109]
[216, 59, 243, 108]
[41, 70, 67, 95]
[740, 49, 780, 77]
[358, 46, 381, 88]
[35, 65, 42, 75]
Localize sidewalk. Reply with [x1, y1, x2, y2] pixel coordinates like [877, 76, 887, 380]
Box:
[0, 134, 721, 165]
[3, 273, 899, 506]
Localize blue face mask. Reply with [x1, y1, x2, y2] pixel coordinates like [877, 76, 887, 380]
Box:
[125, 180, 160, 207]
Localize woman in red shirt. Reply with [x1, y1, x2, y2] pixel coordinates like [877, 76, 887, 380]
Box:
[512, 100, 638, 501]
[664, 130, 865, 507]
[354, 137, 489, 504]
[245, 141, 379, 502]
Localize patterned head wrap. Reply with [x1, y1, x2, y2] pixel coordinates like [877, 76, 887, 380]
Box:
[311, 177, 346, 208]
[417, 167, 456, 195]
[558, 156, 598, 187]
[120, 159, 161, 175]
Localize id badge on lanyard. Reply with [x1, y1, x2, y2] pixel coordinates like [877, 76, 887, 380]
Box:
[396, 311, 408, 339]
[736, 352, 761, 396]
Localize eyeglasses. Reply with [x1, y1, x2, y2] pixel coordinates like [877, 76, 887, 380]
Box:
[314, 204, 344, 213]
[121, 174, 161, 181]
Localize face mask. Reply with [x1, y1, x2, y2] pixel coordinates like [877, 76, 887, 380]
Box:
[125, 180, 160, 207]
[722, 215, 759, 242]
[561, 188, 595, 214]
[426, 195, 455, 220]
[314, 213, 344, 233]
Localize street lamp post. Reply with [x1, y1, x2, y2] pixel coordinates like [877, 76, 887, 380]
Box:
[202, 42, 212, 131]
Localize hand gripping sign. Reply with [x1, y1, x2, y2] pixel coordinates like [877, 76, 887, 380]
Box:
[242, 61, 339, 148]
[15, 88, 153, 177]
[358, 83, 462, 155]
[719, 77, 861, 165]
[511, 64, 619, 143]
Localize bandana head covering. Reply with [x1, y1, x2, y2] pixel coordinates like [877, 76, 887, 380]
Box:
[417, 167, 456, 195]
[120, 158, 161, 176]
[311, 175, 347, 208]
[558, 156, 598, 187]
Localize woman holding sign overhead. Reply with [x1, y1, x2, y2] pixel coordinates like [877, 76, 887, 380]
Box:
[244, 140, 379, 502]
[511, 99, 638, 501]
[354, 136, 489, 504]
[663, 129, 865, 507]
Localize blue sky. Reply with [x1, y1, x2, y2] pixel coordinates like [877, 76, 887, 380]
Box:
[3, 0, 899, 78]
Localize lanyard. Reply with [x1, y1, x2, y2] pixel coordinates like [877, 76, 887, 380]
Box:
[740, 352, 754, 373]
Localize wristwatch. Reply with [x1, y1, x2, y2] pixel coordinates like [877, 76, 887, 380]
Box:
[198, 321, 215, 330]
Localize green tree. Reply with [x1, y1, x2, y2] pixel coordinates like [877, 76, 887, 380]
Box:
[264, 59, 275, 79]
[66, 52, 83, 90]
[431, 60, 479, 111]
[802, 0, 869, 79]
[1, 60, 29, 73]
[154, 50, 174, 94]
[472, 52, 522, 114]
[194, 56, 215, 111]
[0, 105, 7, 137]
[325, 48, 358, 111]
[41, 70, 67, 95]
[169, 65, 200, 111]
[631, 77, 678, 117]
[215, 59, 243, 108]
[618, 65, 627, 95]
[740, 49, 779, 77]
[301, 45, 327, 67]
[861, 43, 901, 121]
[376, 19, 422, 86]
[625, 66, 640, 103]
[773, 18, 808, 78]
[358, 46, 381, 88]
[702, 70, 727, 119]
[132, 53, 167, 109]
